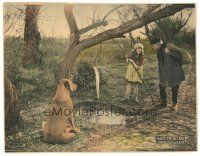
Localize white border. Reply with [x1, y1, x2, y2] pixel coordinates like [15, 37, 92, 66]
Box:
[0, 0, 199, 156]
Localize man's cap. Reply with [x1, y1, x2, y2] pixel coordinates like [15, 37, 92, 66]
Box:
[150, 37, 160, 45]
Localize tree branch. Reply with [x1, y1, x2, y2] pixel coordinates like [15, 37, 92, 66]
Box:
[64, 5, 78, 34]
[79, 5, 123, 35]
[64, 5, 80, 47]
[179, 9, 193, 29]
[132, 5, 160, 41]
[79, 4, 194, 49]
[131, 6, 140, 17]
[79, 20, 108, 35]
[142, 4, 161, 17]
[103, 5, 123, 21]
[144, 25, 151, 41]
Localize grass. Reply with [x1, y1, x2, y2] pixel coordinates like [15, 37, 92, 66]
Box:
[4, 37, 197, 152]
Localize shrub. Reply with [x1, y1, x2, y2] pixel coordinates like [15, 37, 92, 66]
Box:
[73, 62, 95, 89]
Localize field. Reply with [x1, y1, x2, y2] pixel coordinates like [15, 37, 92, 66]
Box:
[5, 37, 196, 152]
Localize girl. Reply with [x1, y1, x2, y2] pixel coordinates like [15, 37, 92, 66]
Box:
[125, 43, 144, 102]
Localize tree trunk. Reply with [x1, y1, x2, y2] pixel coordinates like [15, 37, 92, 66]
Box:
[5, 77, 20, 131]
[55, 45, 82, 82]
[4, 37, 21, 131]
[23, 5, 42, 67]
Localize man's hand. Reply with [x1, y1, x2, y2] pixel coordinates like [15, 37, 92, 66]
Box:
[165, 48, 170, 54]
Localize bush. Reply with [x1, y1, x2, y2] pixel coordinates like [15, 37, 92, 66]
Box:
[73, 62, 95, 90]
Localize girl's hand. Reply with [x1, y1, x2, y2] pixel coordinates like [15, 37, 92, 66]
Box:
[130, 59, 135, 64]
[133, 62, 138, 68]
[128, 59, 140, 69]
[135, 65, 140, 70]
[128, 59, 134, 63]
[130, 61, 140, 69]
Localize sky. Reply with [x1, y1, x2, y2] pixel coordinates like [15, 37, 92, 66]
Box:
[3, 3, 196, 38]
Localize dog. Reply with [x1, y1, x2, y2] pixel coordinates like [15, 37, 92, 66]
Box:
[42, 79, 80, 144]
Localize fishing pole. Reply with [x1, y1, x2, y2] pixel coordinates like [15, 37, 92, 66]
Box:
[100, 27, 156, 105]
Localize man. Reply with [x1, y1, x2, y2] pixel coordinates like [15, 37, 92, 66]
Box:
[150, 37, 185, 112]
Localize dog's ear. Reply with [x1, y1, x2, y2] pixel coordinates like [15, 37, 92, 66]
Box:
[64, 81, 70, 90]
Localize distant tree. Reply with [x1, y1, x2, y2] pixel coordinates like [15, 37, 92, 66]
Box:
[23, 5, 42, 66]
[116, 4, 159, 46]
[141, 10, 193, 43]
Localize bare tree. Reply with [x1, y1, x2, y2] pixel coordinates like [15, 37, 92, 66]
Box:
[138, 7, 193, 43]
[55, 4, 194, 82]
[116, 4, 161, 47]
[4, 7, 25, 35]
[4, 7, 25, 130]
[4, 40, 21, 130]
[155, 10, 193, 42]
[23, 5, 42, 66]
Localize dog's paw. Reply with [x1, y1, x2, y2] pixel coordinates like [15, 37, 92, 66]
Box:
[74, 128, 81, 133]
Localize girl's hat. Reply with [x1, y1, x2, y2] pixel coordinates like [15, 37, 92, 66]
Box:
[134, 43, 144, 50]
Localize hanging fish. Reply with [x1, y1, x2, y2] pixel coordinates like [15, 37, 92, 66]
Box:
[93, 66, 100, 99]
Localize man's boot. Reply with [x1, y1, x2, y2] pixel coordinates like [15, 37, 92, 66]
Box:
[171, 103, 179, 112]
[158, 98, 167, 109]
[171, 85, 179, 112]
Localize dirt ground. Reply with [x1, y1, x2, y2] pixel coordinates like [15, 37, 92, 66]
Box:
[5, 54, 197, 152]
